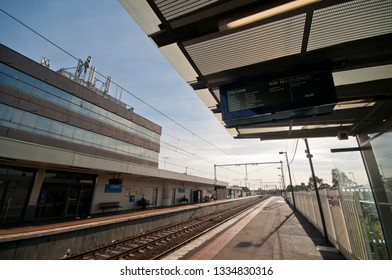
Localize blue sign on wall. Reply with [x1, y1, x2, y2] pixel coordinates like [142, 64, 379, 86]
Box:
[104, 184, 123, 193]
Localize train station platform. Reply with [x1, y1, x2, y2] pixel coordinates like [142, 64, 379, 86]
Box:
[165, 196, 346, 260]
[0, 196, 345, 260]
[0, 201, 215, 242]
[0, 196, 260, 259]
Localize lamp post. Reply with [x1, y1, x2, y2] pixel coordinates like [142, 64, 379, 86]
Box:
[304, 138, 328, 242]
[278, 161, 286, 191]
[280, 151, 296, 209]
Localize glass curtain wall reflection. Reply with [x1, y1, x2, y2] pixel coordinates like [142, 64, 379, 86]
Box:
[369, 132, 392, 206]
[0, 165, 36, 225]
[0, 63, 160, 142]
[359, 131, 392, 259]
[34, 170, 96, 220]
[0, 104, 159, 162]
[331, 148, 388, 259]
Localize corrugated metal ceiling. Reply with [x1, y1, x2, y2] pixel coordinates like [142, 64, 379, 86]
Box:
[154, 0, 219, 21]
[185, 14, 306, 75]
[308, 0, 392, 51]
[122, 0, 392, 139]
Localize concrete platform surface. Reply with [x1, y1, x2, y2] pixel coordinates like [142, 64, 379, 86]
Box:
[181, 196, 345, 260]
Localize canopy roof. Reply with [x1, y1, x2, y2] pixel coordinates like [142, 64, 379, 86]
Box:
[120, 0, 392, 140]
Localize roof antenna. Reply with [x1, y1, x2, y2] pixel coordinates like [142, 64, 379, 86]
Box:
[40, 57, 50, 68]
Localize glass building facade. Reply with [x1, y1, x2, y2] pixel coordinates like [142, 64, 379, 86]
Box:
[0, 44, 162, 224]
[0, 62, 160, 162]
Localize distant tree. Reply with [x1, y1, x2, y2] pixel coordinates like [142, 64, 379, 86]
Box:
[307, 176, 324, 190]
[299, 182, 307, 191]
[331, 168, 354, 188]
[318, 183, 331, 190]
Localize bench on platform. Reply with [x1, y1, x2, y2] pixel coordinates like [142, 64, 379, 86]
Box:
[99, 202, 122, 212]
[177, 197, 189, 203]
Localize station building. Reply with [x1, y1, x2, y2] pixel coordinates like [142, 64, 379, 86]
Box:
[0, 44, 227, 225]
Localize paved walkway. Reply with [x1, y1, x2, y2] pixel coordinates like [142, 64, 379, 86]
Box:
[180, 196, 345, 260]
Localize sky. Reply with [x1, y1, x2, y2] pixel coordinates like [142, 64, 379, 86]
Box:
[0, 0, 362, 188]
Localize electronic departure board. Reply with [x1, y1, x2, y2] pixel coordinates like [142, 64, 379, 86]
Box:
[220, 71, 337, 127]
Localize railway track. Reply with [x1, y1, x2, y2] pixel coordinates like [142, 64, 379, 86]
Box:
[65, 196, 268, 260]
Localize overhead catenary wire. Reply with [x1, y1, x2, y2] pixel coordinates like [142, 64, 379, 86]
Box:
[0, 9, 78, 61]
[108, 77, 234, 157]
[289, 139, 299, 165]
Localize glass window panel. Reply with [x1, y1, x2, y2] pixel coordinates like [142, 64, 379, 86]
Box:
[82, 106, 91, 116]
[0, 165, 36, 224]
[56, 95, 69, 108]
[18, 72, 35, 86]
[81, 100, 91, 110]
[3, 65, 20, 79]
[45, 92, 59, 104]
[83, 130, 93, 144]
[368, 132, 392, 258]
[332, 149, 388, 259]
[119, 141, 128, 153]
[61, 125, 75, 140]
[371, 132, 392, 180]
[70, 95, 81, 107]
[68, 102, 81, 113]
[72, 127, 84, 142]
[0, 104, 12, 121]
[20, 111, 37, 129]
[102, 136, 111, 149]
[79, 107, 90, 116]
[50, 87, 62, 98]
[36, 80, 49, 92]
[31, 87, 47, 99]
[11, 108, 23, 124]
[108, 138, 118, 152]
[132, 146, 140, 155]
[100, 108, 109, 119]
[0, 73, 18, 88]
[15, 80, 33, 93]
[35, 117, 51, 136]
[92, 134, 102, 148]
[49, 122, 63, 138]
[60, 91, 72, 102]
[125, 143, 132, 155]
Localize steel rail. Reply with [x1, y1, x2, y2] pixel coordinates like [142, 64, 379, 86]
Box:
[66, 197, 268, 260]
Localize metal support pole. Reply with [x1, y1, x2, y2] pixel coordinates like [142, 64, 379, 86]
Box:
[304, 138, 329, 243]
[279, 161, 286, 194]
[280, 151, 296, 209]
[245, 165, 248, 188]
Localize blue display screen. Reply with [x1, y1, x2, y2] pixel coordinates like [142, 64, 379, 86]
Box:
[220, 71, 337, 126]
